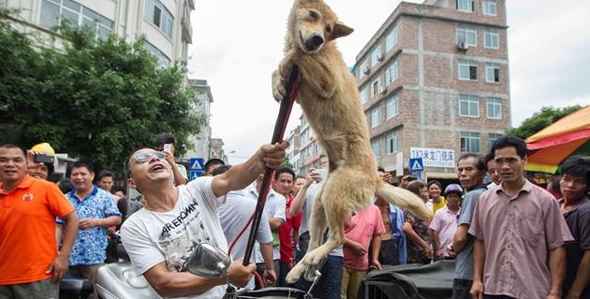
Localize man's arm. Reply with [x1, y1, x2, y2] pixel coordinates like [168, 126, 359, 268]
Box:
[212, 142, 288, 197]
[452, 225, 470, 254]
[370, 235, 382, 270]
[268, 217, 284, 231]
[49, 211, 79, 283]
[143, 261, 256, 297]
[290, 171, 320, 217]
[470, 239, 485, 299]
[163, 151, 188, 185]
[79, 215, 122, 230]
[171, 163, 188, 185]
[260, 242, 277, 285]
[567, 250, 590, 299]
[430, 229, 442, 260]
[547, 246, 566, 299]
[402, 222, 432, 257]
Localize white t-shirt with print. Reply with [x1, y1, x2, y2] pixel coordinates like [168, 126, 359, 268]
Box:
[121, 177, 227, 299]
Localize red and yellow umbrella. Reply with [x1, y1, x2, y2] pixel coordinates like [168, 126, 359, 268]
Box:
[525, 105, 590, 173]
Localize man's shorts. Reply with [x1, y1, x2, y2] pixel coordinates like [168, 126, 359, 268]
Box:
[0, 278, 58, 299]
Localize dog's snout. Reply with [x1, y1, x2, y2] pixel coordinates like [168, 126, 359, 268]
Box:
[304, 34, 324, 52]
[311, 35, 324, 47]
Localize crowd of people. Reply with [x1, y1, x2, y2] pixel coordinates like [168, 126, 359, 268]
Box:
[0, 134, 588, 299]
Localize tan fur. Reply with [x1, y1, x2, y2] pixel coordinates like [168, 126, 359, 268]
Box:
[272, 0, 433, 283]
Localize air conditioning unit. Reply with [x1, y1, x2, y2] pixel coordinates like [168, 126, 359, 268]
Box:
[457, 42, 468, 50]
[379, 86, 387, 94]
[377, 51, 384, 62]
[363, 66, 370, 75]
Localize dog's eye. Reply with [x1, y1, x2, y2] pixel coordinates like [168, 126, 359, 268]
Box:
[309, 11, 318, 19]
[325, 26, 332, 33]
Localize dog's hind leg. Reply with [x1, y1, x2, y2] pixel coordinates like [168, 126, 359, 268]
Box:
[285, 183, 328, 283]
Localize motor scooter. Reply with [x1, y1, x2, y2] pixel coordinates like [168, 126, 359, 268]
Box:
[94, 238, 321, 299]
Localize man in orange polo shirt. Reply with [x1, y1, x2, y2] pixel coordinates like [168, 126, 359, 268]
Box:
[0, 144, 79, 299]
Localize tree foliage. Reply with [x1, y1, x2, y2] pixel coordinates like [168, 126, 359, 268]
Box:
[0, 9, 203, 175]
[506, 105, 582, 140]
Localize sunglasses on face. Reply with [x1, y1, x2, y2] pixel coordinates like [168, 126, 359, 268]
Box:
[133, 151, 166, 164]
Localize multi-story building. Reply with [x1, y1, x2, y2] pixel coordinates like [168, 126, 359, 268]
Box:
[296, 114, 324, 175]
[187, 79, 214, 161]
[285, 125, 301, 171]
[353, 0, 509, 181]
[6, 0, 194, 67]
[5, 0, 222, 165]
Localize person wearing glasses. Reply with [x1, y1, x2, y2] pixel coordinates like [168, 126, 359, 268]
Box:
[120, 142, 288, 299]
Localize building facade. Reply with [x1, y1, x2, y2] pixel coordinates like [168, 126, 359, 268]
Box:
[6, 0, 194, 67]
[354, 0, 509, 179]
[186, 79, 215, 161]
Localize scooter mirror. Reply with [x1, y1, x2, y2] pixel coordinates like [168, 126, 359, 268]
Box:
[182, 242, 231, 279]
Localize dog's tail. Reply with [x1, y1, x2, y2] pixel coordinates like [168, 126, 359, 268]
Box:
[375, 182, 433, 220]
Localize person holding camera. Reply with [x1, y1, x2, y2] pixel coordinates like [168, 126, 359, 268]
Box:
[26, 142, 56, 181]
[154, 133, 188, 186]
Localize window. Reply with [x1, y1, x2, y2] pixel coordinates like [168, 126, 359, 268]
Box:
[370, 108, 381, 128]
[484, 28, 499, 49]
[488, 133, 502, 150]
[458, 59, 478, 80]
[358, 59, 368, 78]
[144, 0, 174, 38]
[485, 62, 500, 82]
[457, 0, 475, 12]
[386, 131, 400, 154]
[40, 0, 114, 38]
[360, 85, 369, 104]
[145, 42, 171, 68]
[386, 95, 399, 120]
[385, 25, 398, 52]
[384, 59, 398, 85]
[457, 24, 477, 46]
[370, 47, 382, 67]
[371, 77, 380, 97]
[459, 94, 480, 117]
[483, 0, 497, 16]
[372, 139, 381, 157]
[461, 132, 480, 153]
[487, 97, 502, 119]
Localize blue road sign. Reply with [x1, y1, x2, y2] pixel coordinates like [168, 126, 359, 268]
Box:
[409, 157, 424, 173]
[189, 158, 204, 181]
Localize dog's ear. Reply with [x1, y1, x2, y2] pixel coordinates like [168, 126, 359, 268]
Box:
[332, 21, 354, 39]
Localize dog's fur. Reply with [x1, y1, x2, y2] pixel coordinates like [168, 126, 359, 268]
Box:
[272, 0, 433, 283]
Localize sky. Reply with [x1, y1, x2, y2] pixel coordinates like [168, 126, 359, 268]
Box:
[187, 0, 590, 164]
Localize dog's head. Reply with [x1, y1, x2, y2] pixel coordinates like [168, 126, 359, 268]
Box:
[289, 0, 354, 54]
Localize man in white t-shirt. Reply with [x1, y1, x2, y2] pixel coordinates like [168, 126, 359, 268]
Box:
[246, 172, 286, 287]
[120, 142, 288, 299]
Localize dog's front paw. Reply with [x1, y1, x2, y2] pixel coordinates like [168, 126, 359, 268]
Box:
[271, 69, 286, 102]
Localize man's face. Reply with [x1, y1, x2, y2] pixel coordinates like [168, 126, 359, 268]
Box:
[70, 166, 95, 191]
[493, 147, 526, 185]
[273, 172, 294, 196]
[127, 148, 173, 190]
[98, 176, 114, 192]
[457, 157, 484, 191]
[446, 193, 461, 209]
[428, 184, 441, 199]
[419, 186, 429, 201]
[486, 160, 501, 185]
[560, 173, 587, 201]
[400, 175, 414, 189]
[0, 147, 27, 184]
[26, 154, 48, 180]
